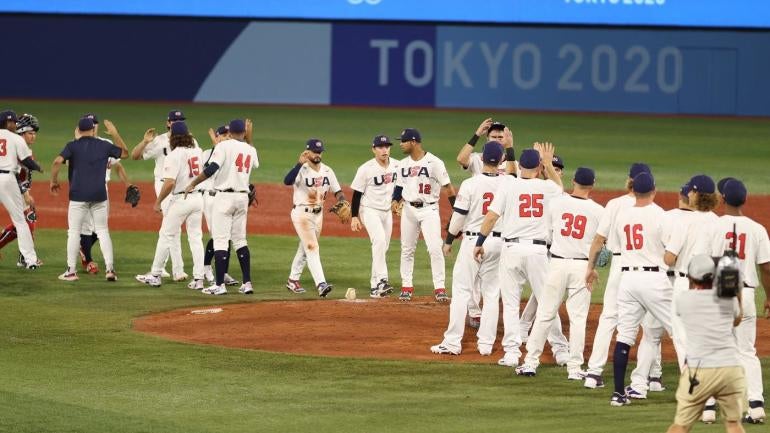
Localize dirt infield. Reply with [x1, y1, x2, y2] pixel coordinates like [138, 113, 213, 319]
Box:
[9, 181, 770, 237]
[134, 297, 770, 364]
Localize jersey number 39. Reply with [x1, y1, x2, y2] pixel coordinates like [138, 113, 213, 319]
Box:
[561, 213, 587, 239]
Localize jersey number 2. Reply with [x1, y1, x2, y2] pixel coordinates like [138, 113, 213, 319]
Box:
[725, 232, 747, 260]
[623, 224, 644, 250]
[561, 213, 587, 239]
[0, 139, 6, 156]
[519, 194, 544, 217]
[235, 153, 252, 173]
[481, 192, 494, 215]
[187, 156, 200, 178]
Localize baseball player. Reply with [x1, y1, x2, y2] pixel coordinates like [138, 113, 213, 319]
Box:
[0, 113, 40, 267]
[516, 167, 604, 379]
[283, 138, 344, 297]
[132, 110, 194, 281]
[185, 119, 258, 296]
[391, 128, 456, 302]
[50, 116, 129, 281]
[138, 122, 205, 288]
[431, 141, 507, 356]
[585, 172, 683, 406]
[473, 144, 568, 368]
[0, 110, 41, 269]
[350, 134, 399, 298]
[583, 162, 651, 389]
[703, 178, 769, 424]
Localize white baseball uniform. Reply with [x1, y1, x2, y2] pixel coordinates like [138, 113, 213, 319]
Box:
[585, 193, 635, 377]
[439, 173, 505, 354]
[351, 157, 398, 288]
[0, 130, 37, 264]
[397, 152, 450, 290]
[523, 194, 604, 373]
[487, 176, 569, 361]
[200, 148, 215, 232]
[709, 214, 769, 404]
[208, 138, 258, 251]
[288, 162, 341, 286]
[149, 146, 205, 280]
[80, 154, 118, 236]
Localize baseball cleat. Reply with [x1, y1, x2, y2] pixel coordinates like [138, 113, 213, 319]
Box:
[138, 274, 160, 287]
[744, 401, 766, 424]
[625, 386, 647, 399]
[434, 288, 449, 302]
[204, 270, 215, 284]
[584, 374, 605, 389]
[317, 282, 333, 298]
[238, 282, 254, 295]
[86, 261, 99, 274]
[567, 370, 587, 381]
[430, 344, 460, 355]
[467, 316, 481, 329]
[58, 270, 79, 281]
[16, 253, 26, 268]
[497, 352, 519, 367]
[223, 274, 240, 286]
[478, 346, 492, 356]
[610, 392, 631, 407]
[398, 287, 413, 301]
[161, 269, 171, 278]
[648, 377, 666, 392]
[173, 272, 189, 282]
[515, 365, 537, 377]
[286, 279, 305, 294]
[369, 289, 382, 298]
[553, 350, 570, 367]
[373, 278, 393, 297]
[702, 405, 717, 424]
[187, 279, 204, 290]
[202, 284, 227, 295]
[106, 270, 117, 282]
[135, 273, 153, 284]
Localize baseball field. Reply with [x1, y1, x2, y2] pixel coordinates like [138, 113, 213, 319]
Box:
[1, 99, 769, 433]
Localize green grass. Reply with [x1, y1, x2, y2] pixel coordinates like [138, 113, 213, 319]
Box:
[6, 99, 770, 192]
[1, 229, 767, 433]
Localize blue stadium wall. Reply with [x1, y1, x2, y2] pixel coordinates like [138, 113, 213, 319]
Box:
[4, 15, 770, 116]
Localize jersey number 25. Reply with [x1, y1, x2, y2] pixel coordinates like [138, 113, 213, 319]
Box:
[519, 194, 544, 217]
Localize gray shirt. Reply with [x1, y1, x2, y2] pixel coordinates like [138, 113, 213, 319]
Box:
[675, 289, 741, 368]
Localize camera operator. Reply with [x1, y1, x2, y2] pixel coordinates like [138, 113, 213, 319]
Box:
[666, 254, 745, 433]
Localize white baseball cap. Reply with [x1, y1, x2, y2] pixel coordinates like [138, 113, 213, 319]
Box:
[688, 254, 716, 281]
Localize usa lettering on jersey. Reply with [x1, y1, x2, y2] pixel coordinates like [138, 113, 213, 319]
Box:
[306, 177, 331, 187]
[402, 166, 429, 178]
[373, 172, 396, 185]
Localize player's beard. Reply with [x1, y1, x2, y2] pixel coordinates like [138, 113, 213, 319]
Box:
[311, 155, 322, 164]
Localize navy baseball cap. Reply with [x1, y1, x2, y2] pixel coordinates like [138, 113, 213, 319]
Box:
[372, 134, 392, 147]
[574, 167, 595, 186]
[82, 113, 99, 124]
[552, 155, 565, 169]
[228, 119, 245, 134]
[215, 125, 229, 136]
[488, 122, 506, 133]
[306, 138, 324, 153]
[78, 117, 95, 131]
[167, 110, 186, 121]
[722, 179, 747, 206]
[519, 149, 541, 169]
[717, 177, 737, 194]
[632, 172, 655, 194]
[398, 128, 421, 143]
[482, 141, 504, 164]
[0, 109, 17, 123]
[679, 183, 690, 197]
[629, 162, 651, 179]
[688, 174, 715, 194]
[170, 121, 188, 136]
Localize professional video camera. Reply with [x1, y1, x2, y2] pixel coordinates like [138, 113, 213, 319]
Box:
[714, 224, 742, 298]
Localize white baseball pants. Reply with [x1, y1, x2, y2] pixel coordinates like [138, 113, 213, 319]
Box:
[738, 287, 764, 403]
[66, 200, 112, 270]
[440, 235, 502, 354]
[360, 206, 392, 288]
[203, 192, 214, 232]
[0, 174, 37, 264]
[153, 178, 184, 275]
[519, 281, 570, 356]
[150, 193, 204, 280]
[212, 192, 249, 251]
[523, 258, 591, 372]
[671, 276, 689, 368]
[400, 203, 445, 289]
[630, 313, 665, 392]
[289, 206, 326, 286]
[586, 257, 622, 377]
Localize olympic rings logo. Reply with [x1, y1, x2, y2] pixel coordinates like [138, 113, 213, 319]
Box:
[348, 0, 382, 5]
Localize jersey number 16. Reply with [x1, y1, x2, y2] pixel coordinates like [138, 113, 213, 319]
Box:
[623, 224, 644, 250]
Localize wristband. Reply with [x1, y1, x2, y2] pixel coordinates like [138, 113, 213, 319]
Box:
[505, 147, 516, 161]
[468, 134, 479, 146]
[475, 234, 487, 247]
[445, 233, 456, 245]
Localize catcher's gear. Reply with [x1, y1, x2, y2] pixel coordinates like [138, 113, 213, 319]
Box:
[16, 113, 39, 134]
[329, 200, 352, 224]
[248, 183, 257, 206]
[596, 246, 612, 268]
[391, 200, 403, 217]
[125, 184, 141, 207]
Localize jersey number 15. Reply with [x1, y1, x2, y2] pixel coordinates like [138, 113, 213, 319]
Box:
[187, 156, 200, 178]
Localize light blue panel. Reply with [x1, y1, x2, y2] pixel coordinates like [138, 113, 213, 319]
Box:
[195, 22, 331, 105]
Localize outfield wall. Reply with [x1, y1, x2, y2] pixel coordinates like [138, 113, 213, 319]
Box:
[4, 15, 770, 115]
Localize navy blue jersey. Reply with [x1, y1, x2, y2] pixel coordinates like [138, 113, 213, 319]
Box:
[60, 137, 122, 202]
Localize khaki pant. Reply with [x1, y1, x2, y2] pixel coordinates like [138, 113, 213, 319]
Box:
[673, 365, 746, 426]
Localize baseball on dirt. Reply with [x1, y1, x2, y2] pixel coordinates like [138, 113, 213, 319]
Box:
[345, 288, 356, 300]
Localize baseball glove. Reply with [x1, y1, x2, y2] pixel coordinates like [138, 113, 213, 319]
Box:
[391, 200, 403, 217]
[125, 184, 141, 208]
[248, 183, 258, 206]
[596, 246, 612, 268]
[329, 200, 352, 224]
